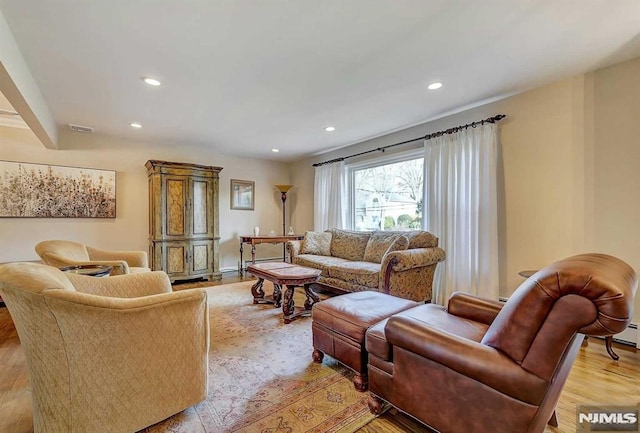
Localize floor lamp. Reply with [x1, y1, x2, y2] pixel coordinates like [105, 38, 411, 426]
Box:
[275, 184, 293, 260]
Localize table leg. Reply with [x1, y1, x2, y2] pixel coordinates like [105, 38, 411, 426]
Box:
[273, 284, 282, 308]
[283, 285, 295, 324]
[239, 241, 244, 275]
[251, 278, 266, 303]
[304, 284, 320, 310]
[251, 244, 256, 265]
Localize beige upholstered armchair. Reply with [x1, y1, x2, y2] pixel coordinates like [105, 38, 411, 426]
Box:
[35, 239, 150, 275]
[0, 262, 209, 433]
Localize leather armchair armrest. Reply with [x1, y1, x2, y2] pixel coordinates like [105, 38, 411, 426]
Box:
[286, 240, 302, 261]
[381, 247, 446, 273]
[87, 247, 149, 268]
[385, 315, 548, 405]
[67, 271, 172, 298]
[447, 292, 503, 325]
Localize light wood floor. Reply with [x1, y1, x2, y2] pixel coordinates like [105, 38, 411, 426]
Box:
[1, 274, 638, 433]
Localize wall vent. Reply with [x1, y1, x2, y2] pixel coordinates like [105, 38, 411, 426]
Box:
[68, 123, 94, 134]
[0, 109, 20, 118]
[0, 108, 28, 129]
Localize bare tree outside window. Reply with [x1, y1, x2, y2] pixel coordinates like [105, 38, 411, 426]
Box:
[353, 157, 423, 231]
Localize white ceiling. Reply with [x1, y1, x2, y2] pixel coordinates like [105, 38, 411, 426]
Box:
[1, 0, 640, 161]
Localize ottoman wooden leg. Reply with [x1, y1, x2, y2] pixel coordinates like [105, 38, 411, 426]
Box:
[353, 373, 368, 392]
[312, 348, 324, 363]
[368, 394, 385, 415]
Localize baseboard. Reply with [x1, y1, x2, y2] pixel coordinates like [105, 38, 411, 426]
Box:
[220, 267, 238, 273]
[611, 323, 638, 348]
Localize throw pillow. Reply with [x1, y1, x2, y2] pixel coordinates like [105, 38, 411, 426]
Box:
[301, 231, 332, 256]
[329, 229, 371, 261]
[363, 232, 409, 263]
[384, 235, 409, 258]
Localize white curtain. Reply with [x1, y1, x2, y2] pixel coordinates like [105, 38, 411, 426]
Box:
[423, 123, 499, 305]
[314, 161, 347, 231]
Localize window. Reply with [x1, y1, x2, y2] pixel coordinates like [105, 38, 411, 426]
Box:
[348, 151, 424, 231]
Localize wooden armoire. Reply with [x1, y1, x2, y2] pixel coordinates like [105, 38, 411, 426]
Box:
[146, 160, 223, 281]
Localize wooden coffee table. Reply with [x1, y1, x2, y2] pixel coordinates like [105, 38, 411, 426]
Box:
[247, 262, 322, 324]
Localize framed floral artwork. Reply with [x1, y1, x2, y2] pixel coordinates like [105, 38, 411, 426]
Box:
[0, 160, 116, 218]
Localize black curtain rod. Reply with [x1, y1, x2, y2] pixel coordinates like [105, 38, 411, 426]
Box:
[312, 114, 506, 167]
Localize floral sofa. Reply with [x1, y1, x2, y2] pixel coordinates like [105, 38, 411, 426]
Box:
[286, 229, 445, 302]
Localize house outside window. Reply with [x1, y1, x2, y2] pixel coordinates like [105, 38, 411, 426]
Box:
[348, 150, 423, 231]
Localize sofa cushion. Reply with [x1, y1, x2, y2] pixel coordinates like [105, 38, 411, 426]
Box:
[329, 229, 371, 261]
[328, 261, 381, 288]
[301, 231, 332, 255]
[294, 254, 350, 277]
[363, 232, 409, 263]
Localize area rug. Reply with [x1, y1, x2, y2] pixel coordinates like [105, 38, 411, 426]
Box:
[141, 281, 377, 433]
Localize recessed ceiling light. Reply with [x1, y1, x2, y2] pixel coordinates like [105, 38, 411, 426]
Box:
[142, 77, 161, 86]
[427, 82, 443, 90]
[130, 122, 142, 128]
[324, 126, 336, 132]
[271, 148, 279, 152]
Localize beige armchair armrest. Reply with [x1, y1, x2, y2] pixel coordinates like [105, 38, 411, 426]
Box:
[42, 252, 129, 275]
[42, 288, 209, 432]
[67, 271, 172, 298]
[87, 246, 149, 268]
[286, 240, 302, 262]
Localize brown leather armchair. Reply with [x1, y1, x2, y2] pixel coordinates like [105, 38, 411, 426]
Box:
[366, 253, 637, 433]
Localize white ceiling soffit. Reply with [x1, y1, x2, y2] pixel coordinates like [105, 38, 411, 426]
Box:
[0, 1, 639, 160]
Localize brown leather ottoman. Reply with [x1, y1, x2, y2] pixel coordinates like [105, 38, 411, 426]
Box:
[311, 291, 419, 391]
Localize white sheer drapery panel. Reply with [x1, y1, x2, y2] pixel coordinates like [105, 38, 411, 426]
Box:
[423, 123, 499, 305]
[314, 161, 347, 231]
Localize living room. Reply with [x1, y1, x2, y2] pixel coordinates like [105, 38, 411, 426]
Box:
[1, 2, 640, 432]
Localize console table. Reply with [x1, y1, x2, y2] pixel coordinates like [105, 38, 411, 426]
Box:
[239, 234, 304, 275]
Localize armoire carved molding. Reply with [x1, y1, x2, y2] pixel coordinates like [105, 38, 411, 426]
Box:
[146, 160, 223, 281]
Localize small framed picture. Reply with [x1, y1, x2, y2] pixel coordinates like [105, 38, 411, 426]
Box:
[230, 179, 255, 210]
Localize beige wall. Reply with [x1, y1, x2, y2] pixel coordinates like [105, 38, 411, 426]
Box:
[0, 128, 292, 271]
[591, 57, 640, 322]
[292, 77, 585, 297]
[292, 57, 640, 324]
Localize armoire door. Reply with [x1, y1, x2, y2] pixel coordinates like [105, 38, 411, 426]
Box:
[161, 241, 189, 279]
[163, 176, 188, 238]
[189, 240, 213, 275]
[189, 177, 214, 238]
